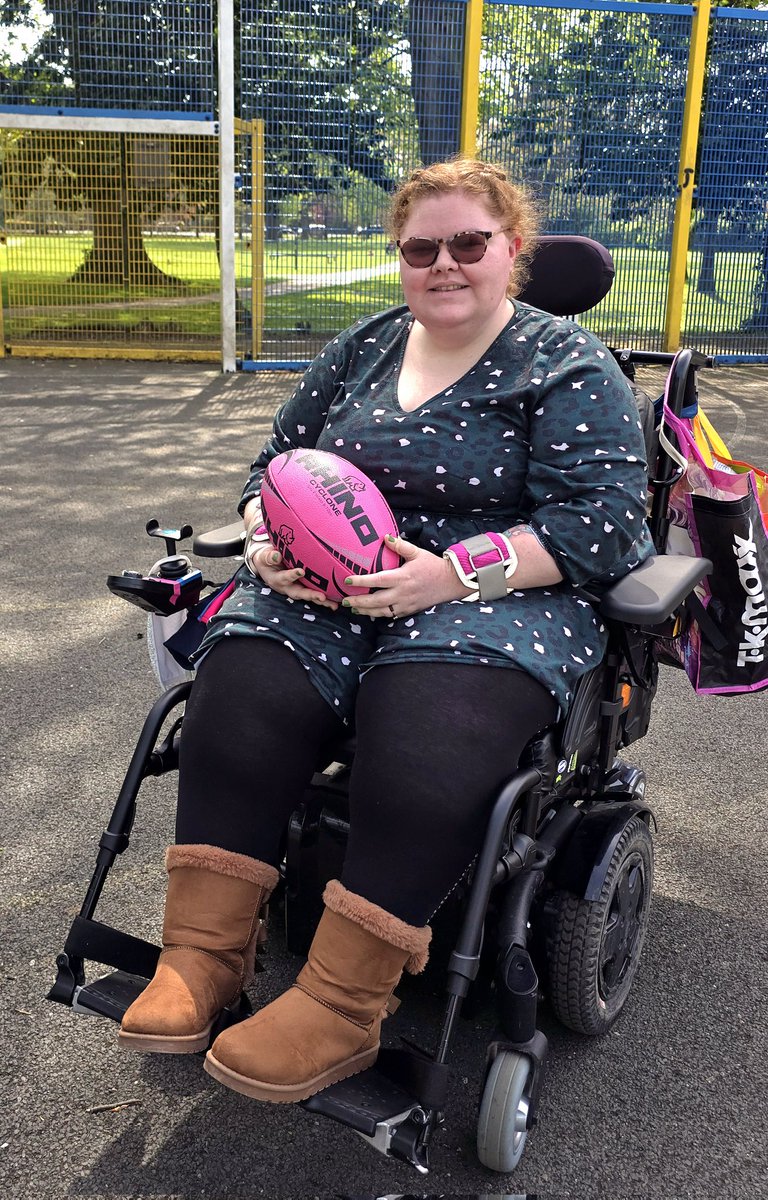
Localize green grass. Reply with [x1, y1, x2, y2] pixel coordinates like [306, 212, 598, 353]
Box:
[590, 247, 763, 341]
[263, 275, 403, 335]
[1, 233, 763, 350]
[260, 234, 394, 284]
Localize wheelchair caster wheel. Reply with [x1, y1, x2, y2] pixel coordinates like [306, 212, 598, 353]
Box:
[476, 1050, 532, 1173]
[546, 815, 654, 1035]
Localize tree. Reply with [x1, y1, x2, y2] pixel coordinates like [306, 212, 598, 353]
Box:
[480, 6, 688, 236]
[236, 0, 466, 234]
[477, 0, 768, 335]
[692, 14, 768, 328]
[236, 0, 402, 238]
[1, 1, 218, 286]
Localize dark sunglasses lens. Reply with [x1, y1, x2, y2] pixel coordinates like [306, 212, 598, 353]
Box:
[400, 238, 438, 267]
[449, 232, 488, 262]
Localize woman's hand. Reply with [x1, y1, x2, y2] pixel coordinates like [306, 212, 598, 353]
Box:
[249, 544, 339, 611]
[341, 534, 472, 619]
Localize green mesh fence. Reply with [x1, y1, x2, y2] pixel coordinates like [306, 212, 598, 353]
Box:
[478, 0, 693, 351]
[684, 8, 768, 360]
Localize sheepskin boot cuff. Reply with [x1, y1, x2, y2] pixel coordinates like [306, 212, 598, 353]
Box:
[323, 879, 431, 974]
[165, 843, 279, 891]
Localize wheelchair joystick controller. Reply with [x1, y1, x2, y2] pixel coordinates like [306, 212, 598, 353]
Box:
[106, 519, 204, 616]
[145, 518, 194, 558]
[153, 555, 190, 580]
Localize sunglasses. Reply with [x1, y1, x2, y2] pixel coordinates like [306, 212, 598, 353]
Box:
[397, 228, 508, 269]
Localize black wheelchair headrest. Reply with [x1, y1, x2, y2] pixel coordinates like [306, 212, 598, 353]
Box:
[517, 235, 615, 316]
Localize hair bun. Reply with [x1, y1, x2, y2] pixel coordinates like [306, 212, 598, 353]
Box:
[478, 163, 507, 180]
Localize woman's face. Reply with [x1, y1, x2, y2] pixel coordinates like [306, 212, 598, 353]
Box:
[397, 190, 521, 339]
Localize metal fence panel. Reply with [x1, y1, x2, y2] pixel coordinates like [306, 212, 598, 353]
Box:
[683, 8, 768, 360]
[0, 1, 215, 116]
[237, 0, 467, 365]
[0, 127, 220, 357]
[478, 0, 693, 350]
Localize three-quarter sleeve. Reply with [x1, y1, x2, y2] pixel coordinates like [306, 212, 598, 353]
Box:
[521, 330, 651, 586]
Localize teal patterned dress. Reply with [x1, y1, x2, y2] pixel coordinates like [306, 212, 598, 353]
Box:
[197, 302, 654, 719]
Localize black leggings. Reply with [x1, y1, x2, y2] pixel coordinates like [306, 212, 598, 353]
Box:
[176, 638, 557, 925]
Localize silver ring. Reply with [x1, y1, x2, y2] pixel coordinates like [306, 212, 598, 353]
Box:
[389, 604, 396, 618]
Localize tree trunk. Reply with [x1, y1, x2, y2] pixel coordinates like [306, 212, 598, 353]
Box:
[696, 210, 720, 299]
[69, 134, 184, 287]
[408, 0, 465, 166]
[742, 241, 768, 330]
[71, 197, 182, 287]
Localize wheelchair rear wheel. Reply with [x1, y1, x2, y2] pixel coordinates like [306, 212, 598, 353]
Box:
[476, 1049, 532, 1173]
[545, 815, 654, 1035]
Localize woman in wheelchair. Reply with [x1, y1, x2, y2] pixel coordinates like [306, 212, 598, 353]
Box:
[118, 158, 654, 1105]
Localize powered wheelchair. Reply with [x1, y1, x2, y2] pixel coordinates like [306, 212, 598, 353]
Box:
[47, 237, 713, 1175]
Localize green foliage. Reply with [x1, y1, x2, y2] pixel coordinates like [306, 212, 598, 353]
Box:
[480, 5, 690, 231]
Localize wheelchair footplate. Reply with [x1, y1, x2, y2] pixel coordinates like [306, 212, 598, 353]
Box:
[49, 913, 253, 1039]
[63, 966, 252, 1034]
[301, 1044, 449, 1173]
[72, 969, 149, 1021]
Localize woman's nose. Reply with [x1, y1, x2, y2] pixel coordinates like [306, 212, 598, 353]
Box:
[431, 242, 457, 271]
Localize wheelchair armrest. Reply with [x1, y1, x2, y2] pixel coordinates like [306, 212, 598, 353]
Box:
[599, 554, 712, 626]
[192, 520, 246, 558]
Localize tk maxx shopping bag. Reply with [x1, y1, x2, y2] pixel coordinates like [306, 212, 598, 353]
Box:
[659, 385, 768, 696]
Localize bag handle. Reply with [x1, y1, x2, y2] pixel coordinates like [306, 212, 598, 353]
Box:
[660, 352, 730, 472]
[693, 408, 730, 466]
[660, 402, 702, 463]
[657, 418, 689, 474]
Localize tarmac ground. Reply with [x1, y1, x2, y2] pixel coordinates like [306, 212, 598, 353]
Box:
[1, 356, 767, 1199]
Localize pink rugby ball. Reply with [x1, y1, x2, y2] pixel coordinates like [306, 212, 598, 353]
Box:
[260, 449, 400, 601]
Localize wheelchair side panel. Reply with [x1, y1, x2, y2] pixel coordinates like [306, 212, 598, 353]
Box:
[549, 800, 653, 902]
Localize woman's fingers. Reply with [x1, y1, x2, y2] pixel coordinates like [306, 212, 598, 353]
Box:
[344, 534, 416, 590]
[251, 552, 337, 610]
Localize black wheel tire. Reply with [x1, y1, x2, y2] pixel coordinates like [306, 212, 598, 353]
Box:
[546, 815, 654, 1035]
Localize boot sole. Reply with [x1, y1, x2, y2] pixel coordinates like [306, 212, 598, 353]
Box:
[203, 1045, 379, 1102]
[118, 1025, 213, 1055]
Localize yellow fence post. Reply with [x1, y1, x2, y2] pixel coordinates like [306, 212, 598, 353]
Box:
[664, 0, 711, 352]
[460, 0, 484, 157]
[0, 232, 6, 357]
[252, 119, 265, 362]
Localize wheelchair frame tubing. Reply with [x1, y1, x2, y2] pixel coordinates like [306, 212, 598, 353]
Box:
[49, 682, 192, 1006]
[80, 681, 192, 921]
[648, 349, 709, 553]
[436, 765, 542, 1065]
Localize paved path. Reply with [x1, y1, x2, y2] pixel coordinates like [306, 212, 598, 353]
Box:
[1, 358, 766, 1199]
[4, 261, 399, 316]
[264, 260, 399, 296]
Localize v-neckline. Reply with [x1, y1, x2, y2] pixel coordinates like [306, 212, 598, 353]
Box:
[394, 308, 521, 413]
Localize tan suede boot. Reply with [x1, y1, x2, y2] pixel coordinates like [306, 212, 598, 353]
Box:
[118, 844, 278, 1054]
[204, 879, 431, 1101]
